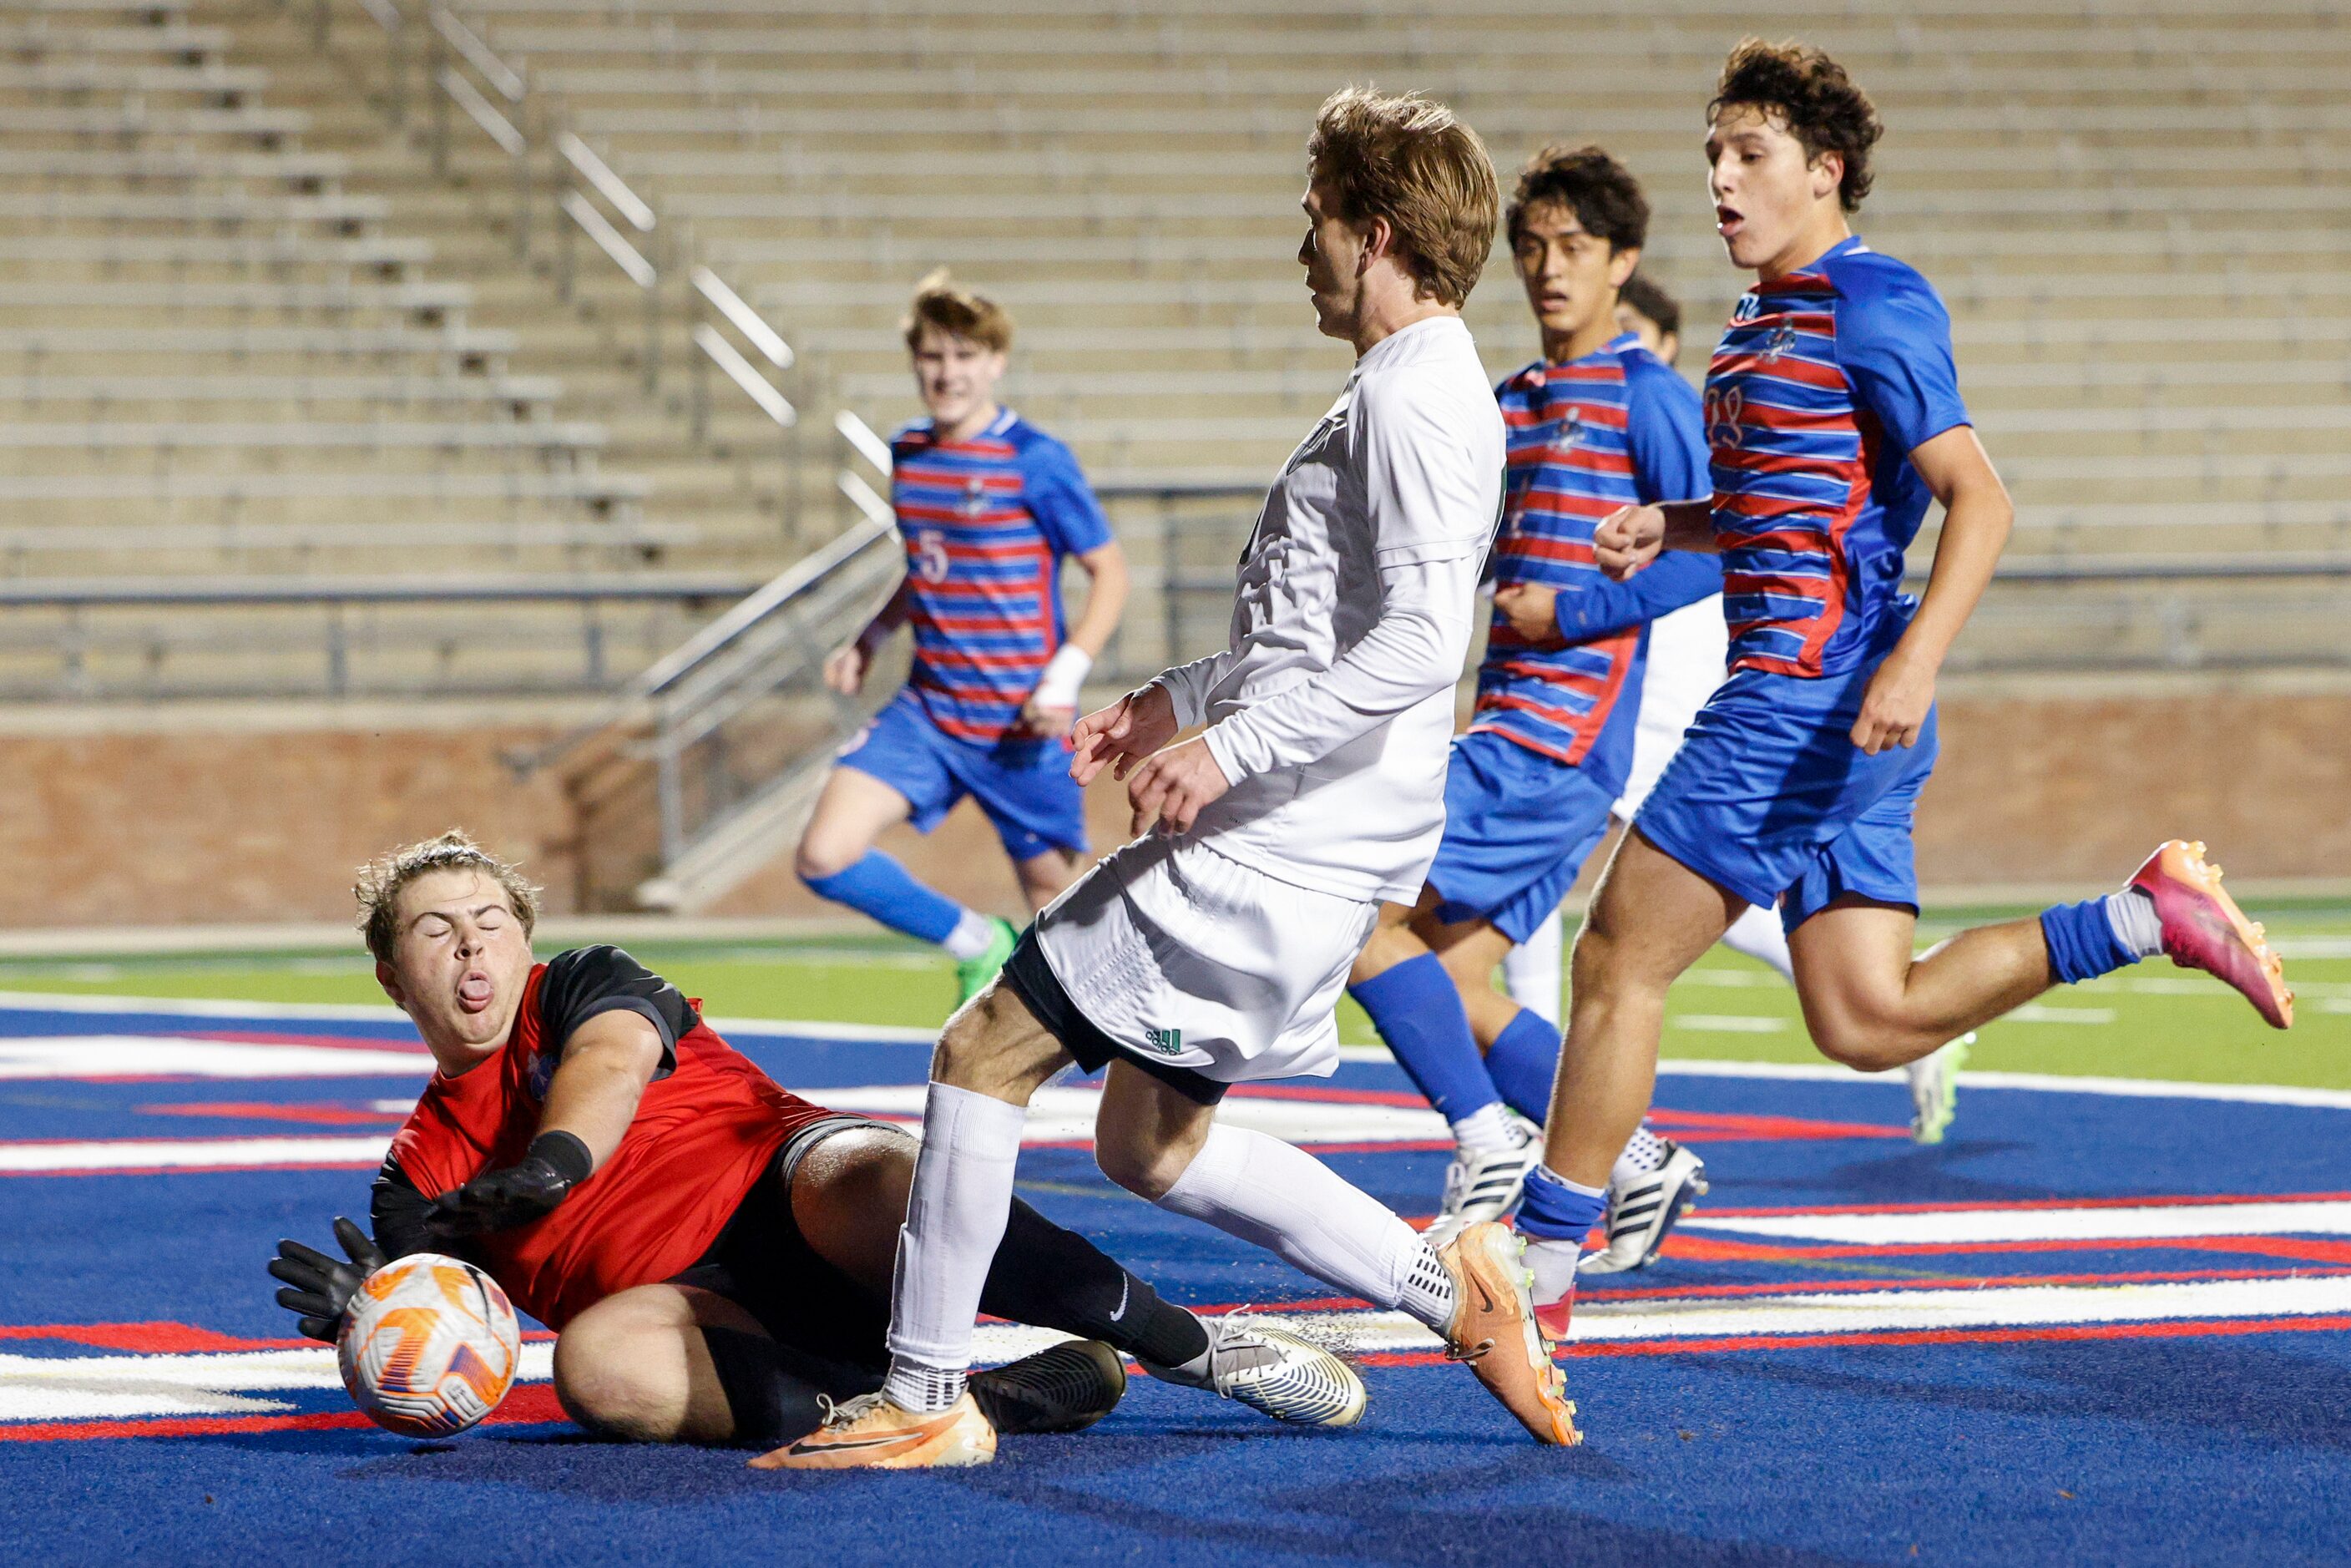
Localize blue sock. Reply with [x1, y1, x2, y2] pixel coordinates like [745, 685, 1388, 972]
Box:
[1516, 1164, 1607, 1243]
[1483, 1006, 1561, 1124]
[1347, 953, 1500, 1123]
[2039, 897, 2137, 985]
[803, 851, 967, 947]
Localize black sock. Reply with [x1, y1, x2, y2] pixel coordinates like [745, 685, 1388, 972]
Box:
[700, 1326, 879, 1449]
[979, 1197, 1210, 1369]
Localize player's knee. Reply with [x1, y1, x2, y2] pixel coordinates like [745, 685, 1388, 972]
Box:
[1094, 1132, 1188, 1201]
[793, 830, 855, 883]
[553, 1323, 677, 1443]
[1804, 1009, 1917, 1074]
[929, 990, 1054, 1100]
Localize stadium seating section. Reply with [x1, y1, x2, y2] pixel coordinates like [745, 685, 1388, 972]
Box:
[2, 0, 2345, 693]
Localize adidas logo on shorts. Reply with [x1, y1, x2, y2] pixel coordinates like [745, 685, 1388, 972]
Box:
[1143, 1027, 1183, 1055]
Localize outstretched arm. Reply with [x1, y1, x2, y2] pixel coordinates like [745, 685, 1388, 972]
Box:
[1493, 549, 1725, 647]
[1849, 425, 2011, 754]
[825, 578, 913, 696]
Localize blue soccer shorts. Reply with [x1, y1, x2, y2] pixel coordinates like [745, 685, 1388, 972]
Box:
[835, 691, 1089, 862]
[1424, 729, 1619, 944]
[1633, 663, 1938, 933]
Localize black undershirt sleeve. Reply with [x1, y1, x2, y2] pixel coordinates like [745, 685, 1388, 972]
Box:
[371, 1152, 437, 1260]
[534, 944, 695, 1079]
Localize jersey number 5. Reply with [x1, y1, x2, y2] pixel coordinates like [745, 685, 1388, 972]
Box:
[912, 528, 952, 584]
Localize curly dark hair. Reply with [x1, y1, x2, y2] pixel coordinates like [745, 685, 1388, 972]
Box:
[1709, 39, 1883, 212]
[1616, 272, 1681, 338]
[1504, 143, 1648, 254]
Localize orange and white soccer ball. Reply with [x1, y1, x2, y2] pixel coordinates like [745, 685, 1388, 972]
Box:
[336, 1252, 521, 1438]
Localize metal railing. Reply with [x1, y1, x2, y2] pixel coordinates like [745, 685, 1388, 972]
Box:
[0, 574, 762, 701]
[339, 0, 791, 436]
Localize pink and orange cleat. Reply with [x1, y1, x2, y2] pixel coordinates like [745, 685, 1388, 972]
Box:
[2130, 841, 2294, 1029]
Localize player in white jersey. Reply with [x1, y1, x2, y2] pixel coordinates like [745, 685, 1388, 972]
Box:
[1499, 276, 1970, 1274]
[765, 89, 1578, 1470]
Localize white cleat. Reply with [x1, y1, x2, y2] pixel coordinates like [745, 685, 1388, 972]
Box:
[1578, 1141, 1707, 1276]
[1421, 1115, 1541, 1250]
[1141, 1310, 1366, 1428]
[1906, 1034, 1971, 1145]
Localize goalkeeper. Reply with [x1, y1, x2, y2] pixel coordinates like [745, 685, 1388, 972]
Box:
[268, 832, 1356, 1455]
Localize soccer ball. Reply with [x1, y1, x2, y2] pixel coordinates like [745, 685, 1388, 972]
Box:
[336, 1252, 521, 1438]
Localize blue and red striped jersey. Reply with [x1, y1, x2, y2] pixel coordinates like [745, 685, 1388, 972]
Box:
[1705, 236, 1971, 678]
[1471, 332, 1711, 789]
[889, 407, 1112, 743]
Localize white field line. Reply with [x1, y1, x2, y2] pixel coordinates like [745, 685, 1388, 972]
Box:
[1, 994, 2348, 1110]
[0, 1035, 432, 1080]
[0, 1085, 1454, 1171]
[1686, 1199, 2351, 1247]
[0, 1136, 397, 1173]
[0, 1328, 1037, 1424]
[18, 1275, 2351, 1424]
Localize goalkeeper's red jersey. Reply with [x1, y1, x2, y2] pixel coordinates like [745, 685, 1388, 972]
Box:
[381, 946, 840, 1328]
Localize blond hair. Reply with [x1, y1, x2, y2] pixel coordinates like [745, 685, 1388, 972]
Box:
[1306, 87, 1499, 308]
[355, 830, 541, 964]
[901, 268, 1014, 354]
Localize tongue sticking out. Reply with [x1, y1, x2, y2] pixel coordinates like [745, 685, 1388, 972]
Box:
[457, 974, 495, 1013]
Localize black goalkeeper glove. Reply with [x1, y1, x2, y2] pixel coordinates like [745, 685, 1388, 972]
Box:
[269, 1216, 387, 1343]
[425, 1130, 594, 1242]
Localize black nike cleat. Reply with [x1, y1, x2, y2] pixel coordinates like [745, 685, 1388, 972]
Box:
[968, 1338, 1127, 1435]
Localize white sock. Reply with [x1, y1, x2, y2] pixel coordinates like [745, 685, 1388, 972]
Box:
[1449, 1101, 1521, 1155]
[1610, 1123, 1670, 1190]
[881, 1082, 1027, 1411]
[1501, 907, 1565, 1027]
[2104, 888, 2164, 960]
[1155, 1123, 1455, 1333]
[940, 908, 998, 962]
[1722, 902, 1795, 981]
[1527, 1237, 1581, 1305]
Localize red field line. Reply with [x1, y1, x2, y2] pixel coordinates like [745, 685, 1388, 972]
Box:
[0, 1320, 557, 1353]
[138, 1102, 406, 1127]
[1696, 1190, 2351, 1219]
[0, 1382, 566, 1443]
[1352, 1313, 2351, 1367]
[1663, 1233, 2351, 1266]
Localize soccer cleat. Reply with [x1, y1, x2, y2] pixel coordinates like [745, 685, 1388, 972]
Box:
[968, 1338, 1126, 1436]
[749, 1390, 996, 1471]
[1534, 1265, 1575, 1345]
[2129, 841, 2293, 1029]
[1140, 1310, 1365, 1427]
[1906, 1034, 1971, 1145]
[1437, 1222, 1580, 1446]
[955, 916, 1021, 1004]
[1422, 1116, 1542, 1249]
[1577, 1141, 1707, 1277]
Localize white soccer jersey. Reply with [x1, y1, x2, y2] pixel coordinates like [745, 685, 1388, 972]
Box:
[1155, 314, 1504, 905]
[1614, 589, 1731, 819]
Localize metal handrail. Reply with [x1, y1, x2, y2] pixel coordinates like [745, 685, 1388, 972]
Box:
[692, 266, 791, 370]
[557, 130, 653, 234]
[425, 2, 529, 253]
[511, 514, 897, 777]
[0, 574, 763, 606]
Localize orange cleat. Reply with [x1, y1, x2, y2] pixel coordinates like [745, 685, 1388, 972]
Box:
[1437, 1222, 1581, 1446]
[749, 1391, 996, 1471]
[1534, 1269, 1575, 1346]
[2129, 841, 2294, 1029]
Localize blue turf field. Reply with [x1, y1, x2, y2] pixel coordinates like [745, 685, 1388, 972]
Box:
[5, 995, 2350, 1565]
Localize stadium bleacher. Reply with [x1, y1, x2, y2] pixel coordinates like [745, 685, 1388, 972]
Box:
[421, 0, 2351, 561]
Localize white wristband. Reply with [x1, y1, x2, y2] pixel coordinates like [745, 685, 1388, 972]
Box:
[1030, 645, 1093, 710]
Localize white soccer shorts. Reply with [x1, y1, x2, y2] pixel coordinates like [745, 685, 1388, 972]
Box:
[1031, 833, 1377, 1085]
